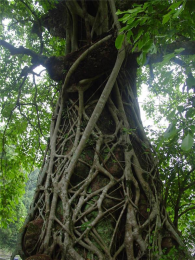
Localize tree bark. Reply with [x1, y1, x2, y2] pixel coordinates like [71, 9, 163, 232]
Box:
[12, 1, 193, 260]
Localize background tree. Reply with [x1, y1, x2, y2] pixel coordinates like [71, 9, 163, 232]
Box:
[0, 169, 38, 251]
[0, 0, 195, 259]
[0, 201, 26, 251]
[140, 60, 195, 254]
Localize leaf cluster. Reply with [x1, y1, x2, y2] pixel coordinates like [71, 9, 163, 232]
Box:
[140, 59, 195, 250]
[116, 0, 195, 65]
[0, 0, 63, 226]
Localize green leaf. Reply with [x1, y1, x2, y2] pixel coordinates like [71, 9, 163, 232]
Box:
[137, 52, 147, 66]
[186, 107, 195, 119]
[167, 110, 176, 120]
[137, 34, 150, 50]
[116, 9, 129, 15]
[133, 29, 144, 43]
[132, 41, 138, 52]
[126, 30, 133, 44]
[139, 17, 149, 26]
[181, 133, 193, 151]
[177, 106, 184, 113]
[115, 34, 125, 49]
[119, 24, 131, 32]
[164, 128, 178, 140]
[162, 13, 171, 24]
[174, 48, 185, 54]
[189, 125, 195, 133]
[163, 123, 178, 140]
[168, 1, 182, 11]
[142, 40, 153, 52]
[126, 6, 144, 14]
[116, 9, 123, 15]
[173, 4, 185, 19]
[162, 53, 175, 65]
[147, 5, 153, 13]
[126, 17, 136, 26]
[118, 14, 131, 23]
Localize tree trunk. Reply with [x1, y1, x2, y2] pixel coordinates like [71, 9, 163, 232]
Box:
[13, 1, 192, 259]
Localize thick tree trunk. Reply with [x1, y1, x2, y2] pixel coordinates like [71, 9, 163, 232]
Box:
[17, 64, 189, 260]
[13, 1, 192, 260]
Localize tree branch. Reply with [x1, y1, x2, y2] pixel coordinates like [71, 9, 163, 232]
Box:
[66, 0, 94, 26]
[181, 167, 195, 192]
[146, 41, 195, 65]
[0, 40, 47, 64]
[182, 180, 195, 192]
[171, 57, 195, 91]
[178, 206, 195, 218]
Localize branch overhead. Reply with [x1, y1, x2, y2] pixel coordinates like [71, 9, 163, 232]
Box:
[147, 41, 195, 65]
[0, 40, 48, 65]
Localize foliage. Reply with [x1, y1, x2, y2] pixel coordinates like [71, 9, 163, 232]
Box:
[0, 0, 60, 226]
[0, 169, 38, 250]
[0, 201, 26, 250]
[23, 169, 39, 209]
[116, 0, 195, 64]
[139, 57, 195, 252]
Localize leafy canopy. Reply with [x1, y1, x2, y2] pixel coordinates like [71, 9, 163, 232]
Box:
[0, 0, 63, 226]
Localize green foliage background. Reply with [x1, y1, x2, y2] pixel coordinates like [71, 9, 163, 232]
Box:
[0, 169, 38, 250]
